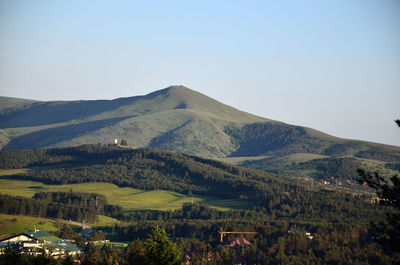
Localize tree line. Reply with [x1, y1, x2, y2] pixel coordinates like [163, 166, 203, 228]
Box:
[32, 191, 123, 218]
[0, 191, 123, 223]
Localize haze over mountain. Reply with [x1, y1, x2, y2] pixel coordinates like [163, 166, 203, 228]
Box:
[0, 86, 399, 165]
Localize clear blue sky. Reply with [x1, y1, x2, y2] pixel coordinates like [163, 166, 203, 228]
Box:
[0, 0, 399, 146]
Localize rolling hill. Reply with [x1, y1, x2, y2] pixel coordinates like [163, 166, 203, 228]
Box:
[1, 85, 399, 175]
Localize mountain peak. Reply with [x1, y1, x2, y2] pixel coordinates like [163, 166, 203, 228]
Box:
[162, 85, 196, 99]
[153, 85, 192, 96]
[144, 85, 192, 101]
[149, 85, 266, 122]
[165, 85, 190, 91]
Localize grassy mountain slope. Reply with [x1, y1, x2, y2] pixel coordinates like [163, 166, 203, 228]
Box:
[1, 86, 399, 164]
[0, 86, 266, 157]
[0, 96, 38, 114]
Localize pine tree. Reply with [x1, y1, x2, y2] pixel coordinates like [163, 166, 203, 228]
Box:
[358, 119, 400, 252]
[127, 226, 182, 265]
[143, 226, 182, 265]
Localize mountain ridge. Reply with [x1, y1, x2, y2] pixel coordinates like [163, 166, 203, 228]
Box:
[0, 85, 399, 164]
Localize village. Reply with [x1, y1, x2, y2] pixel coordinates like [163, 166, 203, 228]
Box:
[0, 226, 315, 265]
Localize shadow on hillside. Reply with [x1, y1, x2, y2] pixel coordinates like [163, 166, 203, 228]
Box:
[148, 120, 192, 148]
[4, 116, 131, 150]
[0, 97, 141, 128]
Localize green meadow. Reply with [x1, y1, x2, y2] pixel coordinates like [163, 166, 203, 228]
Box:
[0, 213, 125, 237]
[0, 214, 59, 237]
[0, 175, 251, 212]
[0, 168, 31, 176]
[95, 241, 128, 249]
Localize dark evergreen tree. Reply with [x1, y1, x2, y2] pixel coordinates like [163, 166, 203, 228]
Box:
[358, 119, 400, 252]
[126, 226, 182, 265]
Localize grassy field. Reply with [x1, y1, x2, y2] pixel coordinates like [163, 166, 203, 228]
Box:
[0, 213, 126, 238]
[94, 215, 122, 227]
[0, 168, 31, 176]
[216, 155, 271, 164]
[275, 153, 328, 163]
[95, 241, 128, 249]
[218, 153, 328, 166]
[357, 158, 399, 178]
[0, 214, 59, 237]
[0, 176, 251, 211]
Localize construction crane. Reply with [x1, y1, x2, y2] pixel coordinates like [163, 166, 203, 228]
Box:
[218, 229, 258, 243]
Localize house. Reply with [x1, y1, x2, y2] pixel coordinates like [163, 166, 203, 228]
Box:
[27, 230, 81, 258]
[229, 237, 251, 247]
[0, 233, 40, 247]
[0, 233, 44, 255]
[287, 227, 314, 240]
[0, 230, 81, 258]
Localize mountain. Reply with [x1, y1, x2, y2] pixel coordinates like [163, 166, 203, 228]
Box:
[0, 86, 265, 157]
[1, 86, 399, 169]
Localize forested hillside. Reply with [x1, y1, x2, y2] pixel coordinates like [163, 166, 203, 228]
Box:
[1, 144, 399, 264]
[0, 144, 382, 218]
[0, 144, 289, 200]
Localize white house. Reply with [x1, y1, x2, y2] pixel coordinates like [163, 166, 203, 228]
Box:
[0, 230, 81, 258]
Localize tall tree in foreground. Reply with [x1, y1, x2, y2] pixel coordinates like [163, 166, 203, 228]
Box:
[126, 226, 182, 265]
[358, 119, 400, 252]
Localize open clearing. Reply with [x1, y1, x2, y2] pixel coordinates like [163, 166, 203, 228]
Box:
[0, 176, 251, 211]
[0, 214, 59, 237]
[0, 213, 124, 237]
[216, 155, 271, 164]
[0, 168, 31, 176]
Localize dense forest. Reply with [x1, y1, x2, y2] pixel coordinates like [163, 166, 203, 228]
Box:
[117, 210, 400, 264]
[1, 144, 399, 264]
[2, 201, 397, 264]
[0, 191, 123, 223]
[32, 191, 123, 217]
